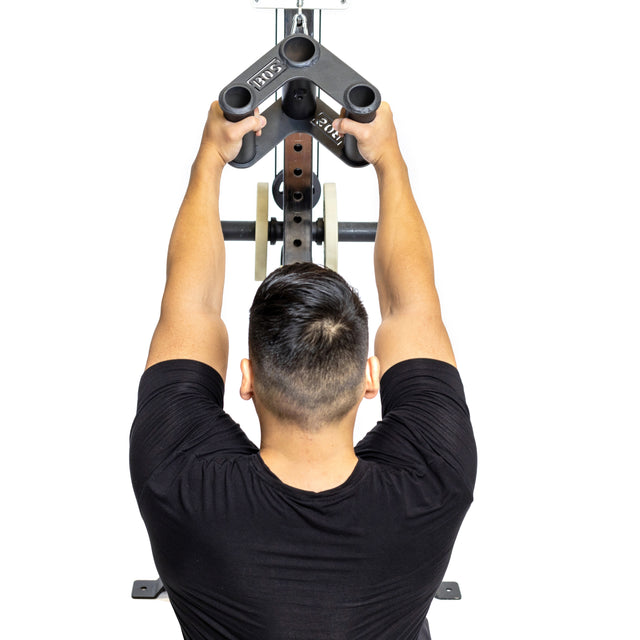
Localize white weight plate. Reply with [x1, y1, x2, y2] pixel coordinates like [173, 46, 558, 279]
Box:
[255, 183, 269, 281]
[323, 183, 338, 272]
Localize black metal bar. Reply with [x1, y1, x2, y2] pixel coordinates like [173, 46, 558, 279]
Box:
[221, 220, 377, 243]
[221, 221, 256, 241]
[338, 222, 377, 242]
[132, 575, 460, 601]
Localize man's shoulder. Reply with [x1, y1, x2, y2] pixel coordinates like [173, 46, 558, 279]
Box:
[357, 357, 476, 494]
[380, 358, 466, 405]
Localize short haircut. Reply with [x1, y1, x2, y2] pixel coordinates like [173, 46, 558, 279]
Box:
[248, 263, 369, 429]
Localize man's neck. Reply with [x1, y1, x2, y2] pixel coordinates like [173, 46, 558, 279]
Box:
[259, 415, 359, 493]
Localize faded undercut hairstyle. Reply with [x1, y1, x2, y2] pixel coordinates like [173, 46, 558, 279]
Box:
[249, 263, 369, 429]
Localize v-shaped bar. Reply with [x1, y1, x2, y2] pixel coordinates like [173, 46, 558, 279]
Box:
[219, 33, 381, 168]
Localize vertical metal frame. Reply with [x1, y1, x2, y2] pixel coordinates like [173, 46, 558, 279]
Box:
[281, 9, 316, 266]
[282, 133, 314, 264]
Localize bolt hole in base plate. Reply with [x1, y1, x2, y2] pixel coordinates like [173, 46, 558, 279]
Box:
[434, 582, 462, 600]
[131, 578, 165, 599]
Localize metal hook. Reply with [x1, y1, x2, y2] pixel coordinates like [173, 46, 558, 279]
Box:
[290, 5, 309, 35]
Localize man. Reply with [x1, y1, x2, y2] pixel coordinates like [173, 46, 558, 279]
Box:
[130, 101, 477, 639]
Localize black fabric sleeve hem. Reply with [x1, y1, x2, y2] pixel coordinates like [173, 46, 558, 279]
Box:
[137, 359, 226, 410]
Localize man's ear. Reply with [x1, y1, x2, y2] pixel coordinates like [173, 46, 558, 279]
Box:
[364, 355, 380, 400]
[240, 358, 254, 401]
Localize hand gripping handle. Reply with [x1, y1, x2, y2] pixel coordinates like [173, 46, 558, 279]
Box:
[219, 85, 258, 165]
[342, 83, 379, 165]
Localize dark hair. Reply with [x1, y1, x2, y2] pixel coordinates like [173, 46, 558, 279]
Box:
[249, 263, 369, 429]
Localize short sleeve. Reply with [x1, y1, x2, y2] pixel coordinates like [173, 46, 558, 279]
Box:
[355, 359, 477, 494]
[129, 359, 258, 500]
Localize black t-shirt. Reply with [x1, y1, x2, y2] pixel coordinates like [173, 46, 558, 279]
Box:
[130, 358, 476, 640]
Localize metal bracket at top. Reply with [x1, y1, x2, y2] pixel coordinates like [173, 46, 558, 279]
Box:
[251, 0, 350, 9]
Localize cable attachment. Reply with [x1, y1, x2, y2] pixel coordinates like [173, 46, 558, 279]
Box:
[290, 0, 309, 35]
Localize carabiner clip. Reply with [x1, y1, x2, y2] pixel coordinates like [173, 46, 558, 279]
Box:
[290, 1, 309, 35]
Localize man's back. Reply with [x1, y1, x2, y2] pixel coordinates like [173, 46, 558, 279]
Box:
[131, 358, 475, 639]
[131, 101, 476, 638]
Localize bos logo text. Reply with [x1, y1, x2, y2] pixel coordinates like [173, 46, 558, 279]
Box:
[247, 58, 286, 91]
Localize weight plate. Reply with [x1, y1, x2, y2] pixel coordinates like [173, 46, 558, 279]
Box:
[255, 183, 269, 281]
[323, 183, 338, 272]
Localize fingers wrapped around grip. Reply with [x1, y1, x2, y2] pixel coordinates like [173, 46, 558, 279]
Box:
[199, 101, 266, 168]
[342, 83, 380, 164]
[333, 102, 396, 168]
[218, 85, 261, 164]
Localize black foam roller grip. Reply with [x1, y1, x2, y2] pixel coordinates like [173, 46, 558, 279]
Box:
[343, 83, 380, 164]
[219, 85, 257, 165]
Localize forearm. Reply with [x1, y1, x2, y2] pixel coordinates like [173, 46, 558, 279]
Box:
[144, 101, 264, 373]
[162, 154, 226, 315]
[373, 155, 440, 320]
[333, 102, 453, 369]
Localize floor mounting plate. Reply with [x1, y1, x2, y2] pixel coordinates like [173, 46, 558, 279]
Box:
[251, 0, 349, 9]
[131, 578, 165, 599]
[434, 582, 462, 600]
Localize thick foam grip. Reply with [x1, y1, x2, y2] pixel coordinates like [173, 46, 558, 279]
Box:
[343, 83, 379, 164]
[219, 85, 257, 165]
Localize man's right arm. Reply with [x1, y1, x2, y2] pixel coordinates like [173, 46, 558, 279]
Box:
[334, 104, 456, 375]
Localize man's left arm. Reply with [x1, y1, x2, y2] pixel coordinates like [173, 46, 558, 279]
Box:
[145, 102, 266, 379]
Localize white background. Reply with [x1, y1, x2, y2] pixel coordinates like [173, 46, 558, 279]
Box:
[1, 1, 639, 638]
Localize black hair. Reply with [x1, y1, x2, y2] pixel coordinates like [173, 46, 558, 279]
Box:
[249, 263, 369, 429]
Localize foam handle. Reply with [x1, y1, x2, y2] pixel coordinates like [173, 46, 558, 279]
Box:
[219, 85, 257, 165]
[343, 110, 376, 165]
